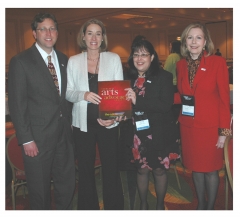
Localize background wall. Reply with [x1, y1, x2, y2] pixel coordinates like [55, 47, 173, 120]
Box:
[5, 9, 233, 73]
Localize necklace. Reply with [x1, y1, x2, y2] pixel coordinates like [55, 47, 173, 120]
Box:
[87, 56, 99, 62]
[94, 56, 100, 74]
[88, 55, 100, 81]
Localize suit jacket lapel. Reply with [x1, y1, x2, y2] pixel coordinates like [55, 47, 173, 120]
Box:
[180, 60, 192, 94]
[192, 55, 208, 91]
[56, 50, 67, 101]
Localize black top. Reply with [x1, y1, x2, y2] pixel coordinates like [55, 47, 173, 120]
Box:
[87, 73, 99, 125]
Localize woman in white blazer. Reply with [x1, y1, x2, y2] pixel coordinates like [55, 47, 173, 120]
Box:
[66, 18, 124, 210]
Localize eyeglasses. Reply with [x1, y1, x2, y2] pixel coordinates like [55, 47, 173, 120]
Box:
[133, 53, 150, 58]
[36, 27, 57, 33]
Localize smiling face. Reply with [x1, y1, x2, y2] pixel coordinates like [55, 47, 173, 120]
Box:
[133, 48, 154, 76]
[83, 24, 103, 51]
[32, 18, 58, 54]
[186, 27, 206, 59]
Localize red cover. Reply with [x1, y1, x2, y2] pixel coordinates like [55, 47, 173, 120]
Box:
[98, 80, 132, 119]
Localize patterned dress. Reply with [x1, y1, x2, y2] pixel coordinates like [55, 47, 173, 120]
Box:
[131, 77, 180, 170]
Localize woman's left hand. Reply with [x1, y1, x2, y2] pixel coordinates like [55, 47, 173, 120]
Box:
[216, 135, 227, 149]
[97, 116, 126, 127]
[125, 88, 136, 105]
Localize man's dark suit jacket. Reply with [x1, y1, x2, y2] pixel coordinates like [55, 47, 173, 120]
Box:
[8, 43, 73, 150]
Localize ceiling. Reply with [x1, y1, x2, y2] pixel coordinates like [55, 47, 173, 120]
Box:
[6, 8, 233, 31]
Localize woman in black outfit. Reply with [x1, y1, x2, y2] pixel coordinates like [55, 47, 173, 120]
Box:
[125, 40, 180, 210]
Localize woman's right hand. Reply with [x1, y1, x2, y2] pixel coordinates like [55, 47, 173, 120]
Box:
[84, 92, 101, 104]
[216, 136, 226, 149]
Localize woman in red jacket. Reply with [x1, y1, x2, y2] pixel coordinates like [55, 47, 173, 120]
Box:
[175, 23, 231, 210]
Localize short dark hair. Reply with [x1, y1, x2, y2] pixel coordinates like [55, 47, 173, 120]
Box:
[128, 39, 160, 79]
[131, 35, 146, 47]
[171, 40, 181, 54]
[31, 13, 58, 31]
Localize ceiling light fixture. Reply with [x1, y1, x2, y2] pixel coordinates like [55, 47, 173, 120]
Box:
[127, 15, 153, 25]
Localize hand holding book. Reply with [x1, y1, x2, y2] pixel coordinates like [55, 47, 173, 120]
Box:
[97, 116, 126, 127]
[125, 87, 136, 105]
[84, 91, 101, 104]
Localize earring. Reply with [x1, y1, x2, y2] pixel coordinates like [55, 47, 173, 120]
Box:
[203, 47, 205, 50]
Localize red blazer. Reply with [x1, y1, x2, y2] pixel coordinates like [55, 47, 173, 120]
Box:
[175, 54, 231, 129]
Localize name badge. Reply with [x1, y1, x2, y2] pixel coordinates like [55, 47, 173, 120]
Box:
[181, 95, 195, 117]
[136, 119, 150, 131]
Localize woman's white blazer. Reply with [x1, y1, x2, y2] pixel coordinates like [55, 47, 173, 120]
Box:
[66, 51, 123, 132]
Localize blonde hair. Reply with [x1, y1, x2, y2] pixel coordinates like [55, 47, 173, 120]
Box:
[77, 18, 108, 52]
[180, 22, 214, 58]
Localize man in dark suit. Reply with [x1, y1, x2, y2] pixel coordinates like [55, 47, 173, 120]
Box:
[8, 13, 75, 210]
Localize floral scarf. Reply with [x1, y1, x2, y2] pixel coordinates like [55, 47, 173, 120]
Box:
[133, 77, 146, 96]
[186, 52, 203, 88]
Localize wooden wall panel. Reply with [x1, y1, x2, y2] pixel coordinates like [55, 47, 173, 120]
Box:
[21, 21, 35, 51]
[157, 32, 168, 61]
[63, 30, 79, 58]
[107, 32, 132, 63]
[6, 20, 19, 69]
[55, 28, 67, 56]
[206, 22, 227, 58]
[227, 22, 233, 60]
[143, 31, 160, 55]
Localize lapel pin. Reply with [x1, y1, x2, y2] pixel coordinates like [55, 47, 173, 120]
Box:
[201, 68, 206, 71]
[147, 80, 151, 83]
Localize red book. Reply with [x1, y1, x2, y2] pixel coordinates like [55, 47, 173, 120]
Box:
[98, 80, 132, 119]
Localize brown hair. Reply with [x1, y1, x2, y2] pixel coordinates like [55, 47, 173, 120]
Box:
[31, 13, 58, 31]
[180, 22, 214, 57]
[77, 18, 108, 52]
